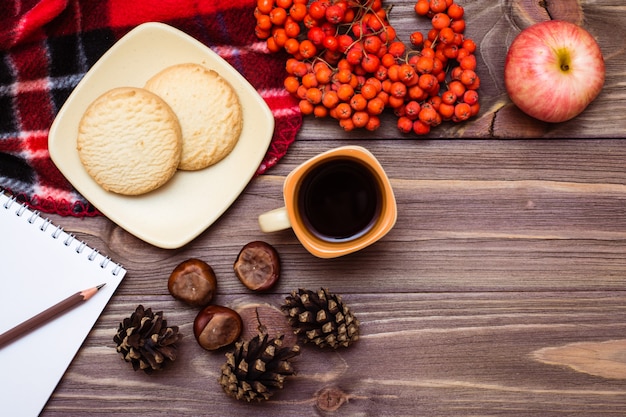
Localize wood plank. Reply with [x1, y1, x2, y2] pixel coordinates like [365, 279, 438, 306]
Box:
[44, 292, 626, 416]
[54, 140, 626, 295]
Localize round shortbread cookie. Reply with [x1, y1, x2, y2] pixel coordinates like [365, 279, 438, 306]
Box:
[144, 63, 243, 171]
[77, 87, 182, 195]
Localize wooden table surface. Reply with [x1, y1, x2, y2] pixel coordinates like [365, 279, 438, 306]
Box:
[41, 0, 626, 416]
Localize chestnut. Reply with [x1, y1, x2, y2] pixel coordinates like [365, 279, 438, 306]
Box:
[193, 305, 243, 351]
[168, 258, 217, 307]
[233, 241, 280, 291]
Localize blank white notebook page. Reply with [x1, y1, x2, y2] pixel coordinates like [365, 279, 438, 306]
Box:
[0, 192, 126, 417]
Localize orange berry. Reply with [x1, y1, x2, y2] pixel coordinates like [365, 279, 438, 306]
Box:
[416, 56, 434, 74]
[414, 0, 430, 16]
[387, 41, 406, 58]
[350, 93, 368, 111]
[360, 82, 379, 100]
[284, 19, 301, 38]
[454, 102, 471, 120]
[438, 102, 455, 119]
[380, 25, 396, 43]
[419, 105, 438, 125]
[266, 36, 281, 53]
[366, 96, 385, 115]
[404, 100, 421, 120]
[289, 3, 307, 21]
[315, 65, 333, 84]
[335, 102, 352, 119]
[256, 0, 274, 14]
[387, 94, 404, 109]
[298, 39, 317, 58]
[363, 35, 383, 54]
[299, 99, 314, 114]
[335, 68, 353, 84]
[417, 73, 437, 92]
[431, 13, 451, 30]
[410, 31, 424, 47]
[276, 0, 292, 8]
[283, 75, 300, 94]
[365, 114, 381, 131]
[397, 116, 413, 133]
[301, 72, 318, 88]
[460, 54, 477, 70]
[460, 69, 478, 86]
[361, 54, 380, 73]
[269, 7, 288, 25]
[421, 47, 435, 59]
[463, 89, 479, 105]
[448, 3, 464, 19]
[295, 84, 308, 99]
[408, 84, 427, 101]
[322, 90, 340, 108]
[339, 117, 355, 131]
[272, 28, 288, 47]
[412, 119, 431, 135]
[283, 38, 300, 55]
[389, 81, 407, 98]
[255, 26, 271, 40]
[441, 90, 457, 105]
[450, 19, 466, 33]
[313, 104, 328, 118]
[336, 83, 355, 101]
[352, 111, 369, 128]
[429, 0, 447, 13]
[438, 27, 455, 44]
[256, 14, 272, 31]
[448, 80, 466, 97]
[462, 38, 477, 53]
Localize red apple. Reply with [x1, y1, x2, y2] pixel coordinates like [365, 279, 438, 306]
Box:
[504, 20, 605, 123]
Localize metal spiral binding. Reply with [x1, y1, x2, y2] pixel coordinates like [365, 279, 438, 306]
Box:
[15, 203, 27, 217]
[111, 263, 124, 276]
[100, 257, 111, 269]
[27, 210, 40, 224]
[88, 249, 99, 261]
[64, 233, 75, 246]
[51, 225, 64, 239]
[40, 218, 51, 232]
[75, 241, 86, 254]
[2, 195, 17, 209]
[1, 192, 125, 277]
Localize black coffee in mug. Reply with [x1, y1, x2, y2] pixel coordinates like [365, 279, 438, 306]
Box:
[298, 158, 381, 242]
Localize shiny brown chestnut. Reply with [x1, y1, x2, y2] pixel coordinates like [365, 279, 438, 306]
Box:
[193, 305, 243, 351]
[233, 241, 280, 291]
[168, 258, 217, 307]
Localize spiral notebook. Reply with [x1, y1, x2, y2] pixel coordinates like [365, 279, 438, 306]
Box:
[0, 191, 126, 417]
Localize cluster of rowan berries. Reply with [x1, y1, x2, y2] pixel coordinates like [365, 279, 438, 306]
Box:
[254, 0, 480, 135]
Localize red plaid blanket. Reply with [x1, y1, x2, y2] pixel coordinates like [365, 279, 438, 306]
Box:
[0, 0, 302, 216]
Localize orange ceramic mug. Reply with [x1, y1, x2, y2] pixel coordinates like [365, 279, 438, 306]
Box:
[258, 146, 397, 258]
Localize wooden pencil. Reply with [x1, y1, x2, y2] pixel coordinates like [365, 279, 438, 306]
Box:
[0, 283, 106, 348]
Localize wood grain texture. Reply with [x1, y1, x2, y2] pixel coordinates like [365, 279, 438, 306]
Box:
[40, 139, 626, 417]
[38, 0, 626, 415]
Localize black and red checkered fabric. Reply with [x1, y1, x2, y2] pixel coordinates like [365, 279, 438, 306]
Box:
[0, 0, 302, 216]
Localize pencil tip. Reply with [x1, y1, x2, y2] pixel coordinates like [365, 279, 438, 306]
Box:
[96, 283, 106, 290]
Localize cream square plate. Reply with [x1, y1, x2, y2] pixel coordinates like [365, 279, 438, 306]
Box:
[49, 22, 274, 249]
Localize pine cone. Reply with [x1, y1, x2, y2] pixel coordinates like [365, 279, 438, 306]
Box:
[219, 333, 300, 402]
[281, 288, 359, 349]
[113, 305, 181, 374]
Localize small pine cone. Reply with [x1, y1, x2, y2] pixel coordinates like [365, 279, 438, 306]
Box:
[281, 288, 360, 349]
[219, 333, 300, 402]
[113, 305, 181, 374]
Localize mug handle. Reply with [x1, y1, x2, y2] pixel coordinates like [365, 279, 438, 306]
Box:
[258, 207, 291, 232]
